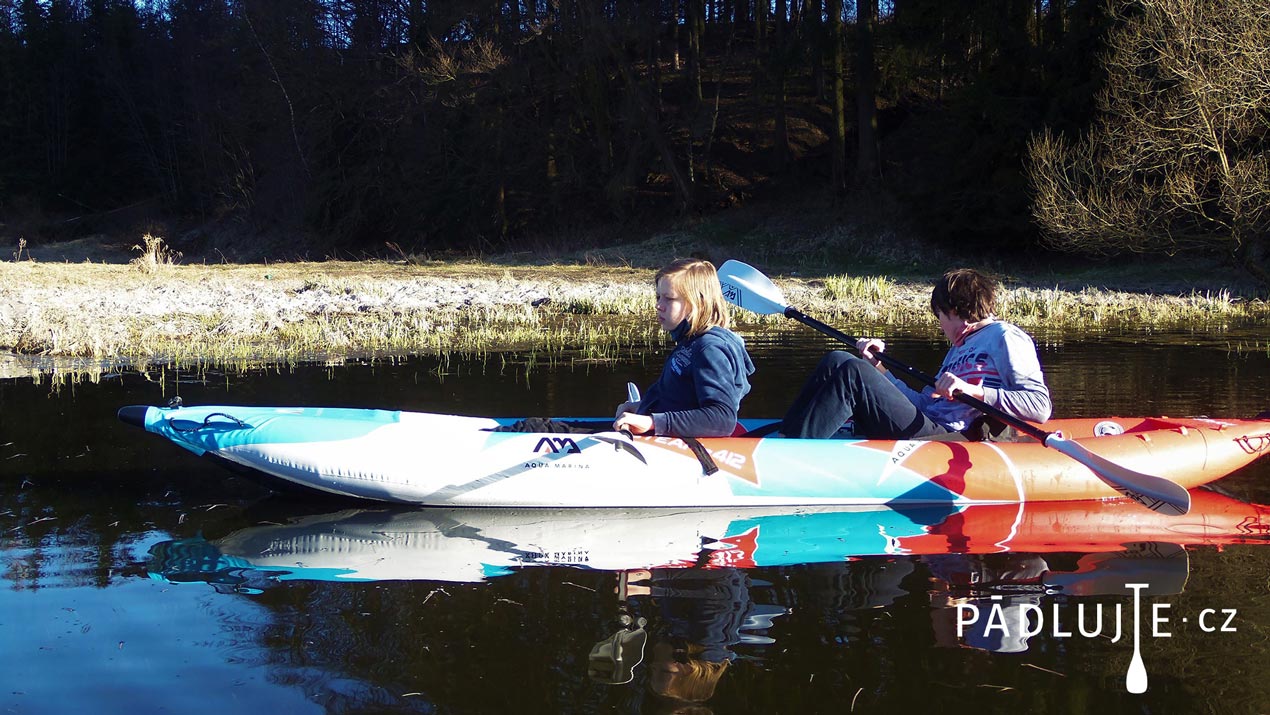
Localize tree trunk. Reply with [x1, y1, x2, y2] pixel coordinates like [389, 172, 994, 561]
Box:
[827, 0, 845, 192]
[687, 0, 703, 107]
[855, 0, 879, 183]
[773, 0, 790, 172]
[1044, 0, 1064, 49]
[1235, 233, 1270, 289]
[507, 0, 521, 36]
[755, 0, 766, 55]
[407, 0, 427, 47]
[672, 0, 682, 71]
[806, 0, 824, 100]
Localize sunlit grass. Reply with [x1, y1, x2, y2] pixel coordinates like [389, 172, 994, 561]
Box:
[2, 258, 1269, 384]
[129, 234, 181, 273]
[821, 274, 896, 303]
[998, 286, 1250, 330]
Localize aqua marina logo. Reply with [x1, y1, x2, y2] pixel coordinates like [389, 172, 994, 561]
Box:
[533, 437, 581, 454]
[955, 583, 1238, 693]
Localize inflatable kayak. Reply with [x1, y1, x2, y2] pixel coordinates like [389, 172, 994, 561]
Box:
[118, 403, 1270, 507]
[146, 490, 1268, 585]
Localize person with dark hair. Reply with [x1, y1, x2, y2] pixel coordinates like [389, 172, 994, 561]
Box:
[781, 268, 1051, 440]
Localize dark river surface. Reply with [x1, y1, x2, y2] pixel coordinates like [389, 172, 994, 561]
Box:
[2, 329, 1269, 714]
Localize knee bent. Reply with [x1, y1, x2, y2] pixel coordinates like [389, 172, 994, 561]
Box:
[819, 351, 871, 376]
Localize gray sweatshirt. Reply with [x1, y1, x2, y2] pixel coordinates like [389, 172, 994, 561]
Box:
[887, 320, 1052, 432]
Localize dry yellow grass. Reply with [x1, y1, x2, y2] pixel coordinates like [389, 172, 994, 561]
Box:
[0, 258, 1266, 382]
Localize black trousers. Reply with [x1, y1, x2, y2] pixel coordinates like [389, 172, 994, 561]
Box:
[781, 351, 950, 440]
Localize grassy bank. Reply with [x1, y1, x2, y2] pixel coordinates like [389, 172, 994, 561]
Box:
[2, 242, 1268, 383]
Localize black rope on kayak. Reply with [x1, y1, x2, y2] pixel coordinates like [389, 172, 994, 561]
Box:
[680, 436, 719, 476]
[170, 413, 249, 433]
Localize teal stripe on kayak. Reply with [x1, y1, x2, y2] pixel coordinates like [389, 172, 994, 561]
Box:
[146, 406, 400, 454]
[723, 504, 961, 566]
[725, 439, 963, 503]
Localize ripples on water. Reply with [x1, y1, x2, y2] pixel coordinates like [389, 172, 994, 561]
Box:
[1, 333, 1269, 714]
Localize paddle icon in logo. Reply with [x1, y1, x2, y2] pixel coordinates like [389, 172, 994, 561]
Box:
[1126, 583, 1149, 693]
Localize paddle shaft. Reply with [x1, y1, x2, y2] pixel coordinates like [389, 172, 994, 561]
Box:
[784, 306, 1051, 444]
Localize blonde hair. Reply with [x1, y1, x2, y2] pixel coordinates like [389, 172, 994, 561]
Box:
[652, 652, 730, 703]
[655, 258, 731, 338]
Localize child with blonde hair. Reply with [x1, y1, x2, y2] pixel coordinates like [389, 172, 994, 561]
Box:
[613, 258, 754, 437]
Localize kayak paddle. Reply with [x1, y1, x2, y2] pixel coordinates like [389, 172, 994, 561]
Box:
[717, 259, 1191, 516]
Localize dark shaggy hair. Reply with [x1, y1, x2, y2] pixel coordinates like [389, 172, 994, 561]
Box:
[930, 268, 998, 321]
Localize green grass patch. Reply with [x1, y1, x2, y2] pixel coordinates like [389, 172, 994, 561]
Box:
[820, 274, 896, 303]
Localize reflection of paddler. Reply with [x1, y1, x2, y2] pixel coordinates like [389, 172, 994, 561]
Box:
[590, 567, 786, 709]
[926, 543, 1190, 654]
[647, 639, 730, 705]
[624, 568, 784, 661]
[1044, 543, 1189, 597]
[589, 570, 649, 686]
[926, 553, 1049, 653]
[629, 568, 748, 709]
[783, 559, 916, 613]
[589, 628, 728, 711]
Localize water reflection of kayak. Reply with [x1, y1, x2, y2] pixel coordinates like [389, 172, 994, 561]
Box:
[119, 403, 1270, 507]
[146, 489, 1268, 587]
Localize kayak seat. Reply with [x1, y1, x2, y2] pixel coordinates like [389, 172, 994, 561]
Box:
[738, 422, 783, 438]
[736, 418, 1027, 442]
[962, 417, 1025, 443]
[914, 418, 1025, 443]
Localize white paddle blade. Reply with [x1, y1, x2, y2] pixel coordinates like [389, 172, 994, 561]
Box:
[1044, 434, 1191, 515]
[717, 260, 790, 316]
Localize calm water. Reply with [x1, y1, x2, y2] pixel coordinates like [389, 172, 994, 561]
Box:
[2, 331, 1269, 714]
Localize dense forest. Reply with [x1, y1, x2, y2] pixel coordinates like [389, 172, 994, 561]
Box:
[1, 0, 1266, 279]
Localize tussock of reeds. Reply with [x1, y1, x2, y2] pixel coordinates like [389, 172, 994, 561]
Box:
[820, 274, 896, 303]
[129, 234, 182, 273]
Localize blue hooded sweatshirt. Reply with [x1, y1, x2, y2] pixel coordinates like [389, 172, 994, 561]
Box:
[637, 322, 755, 437]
